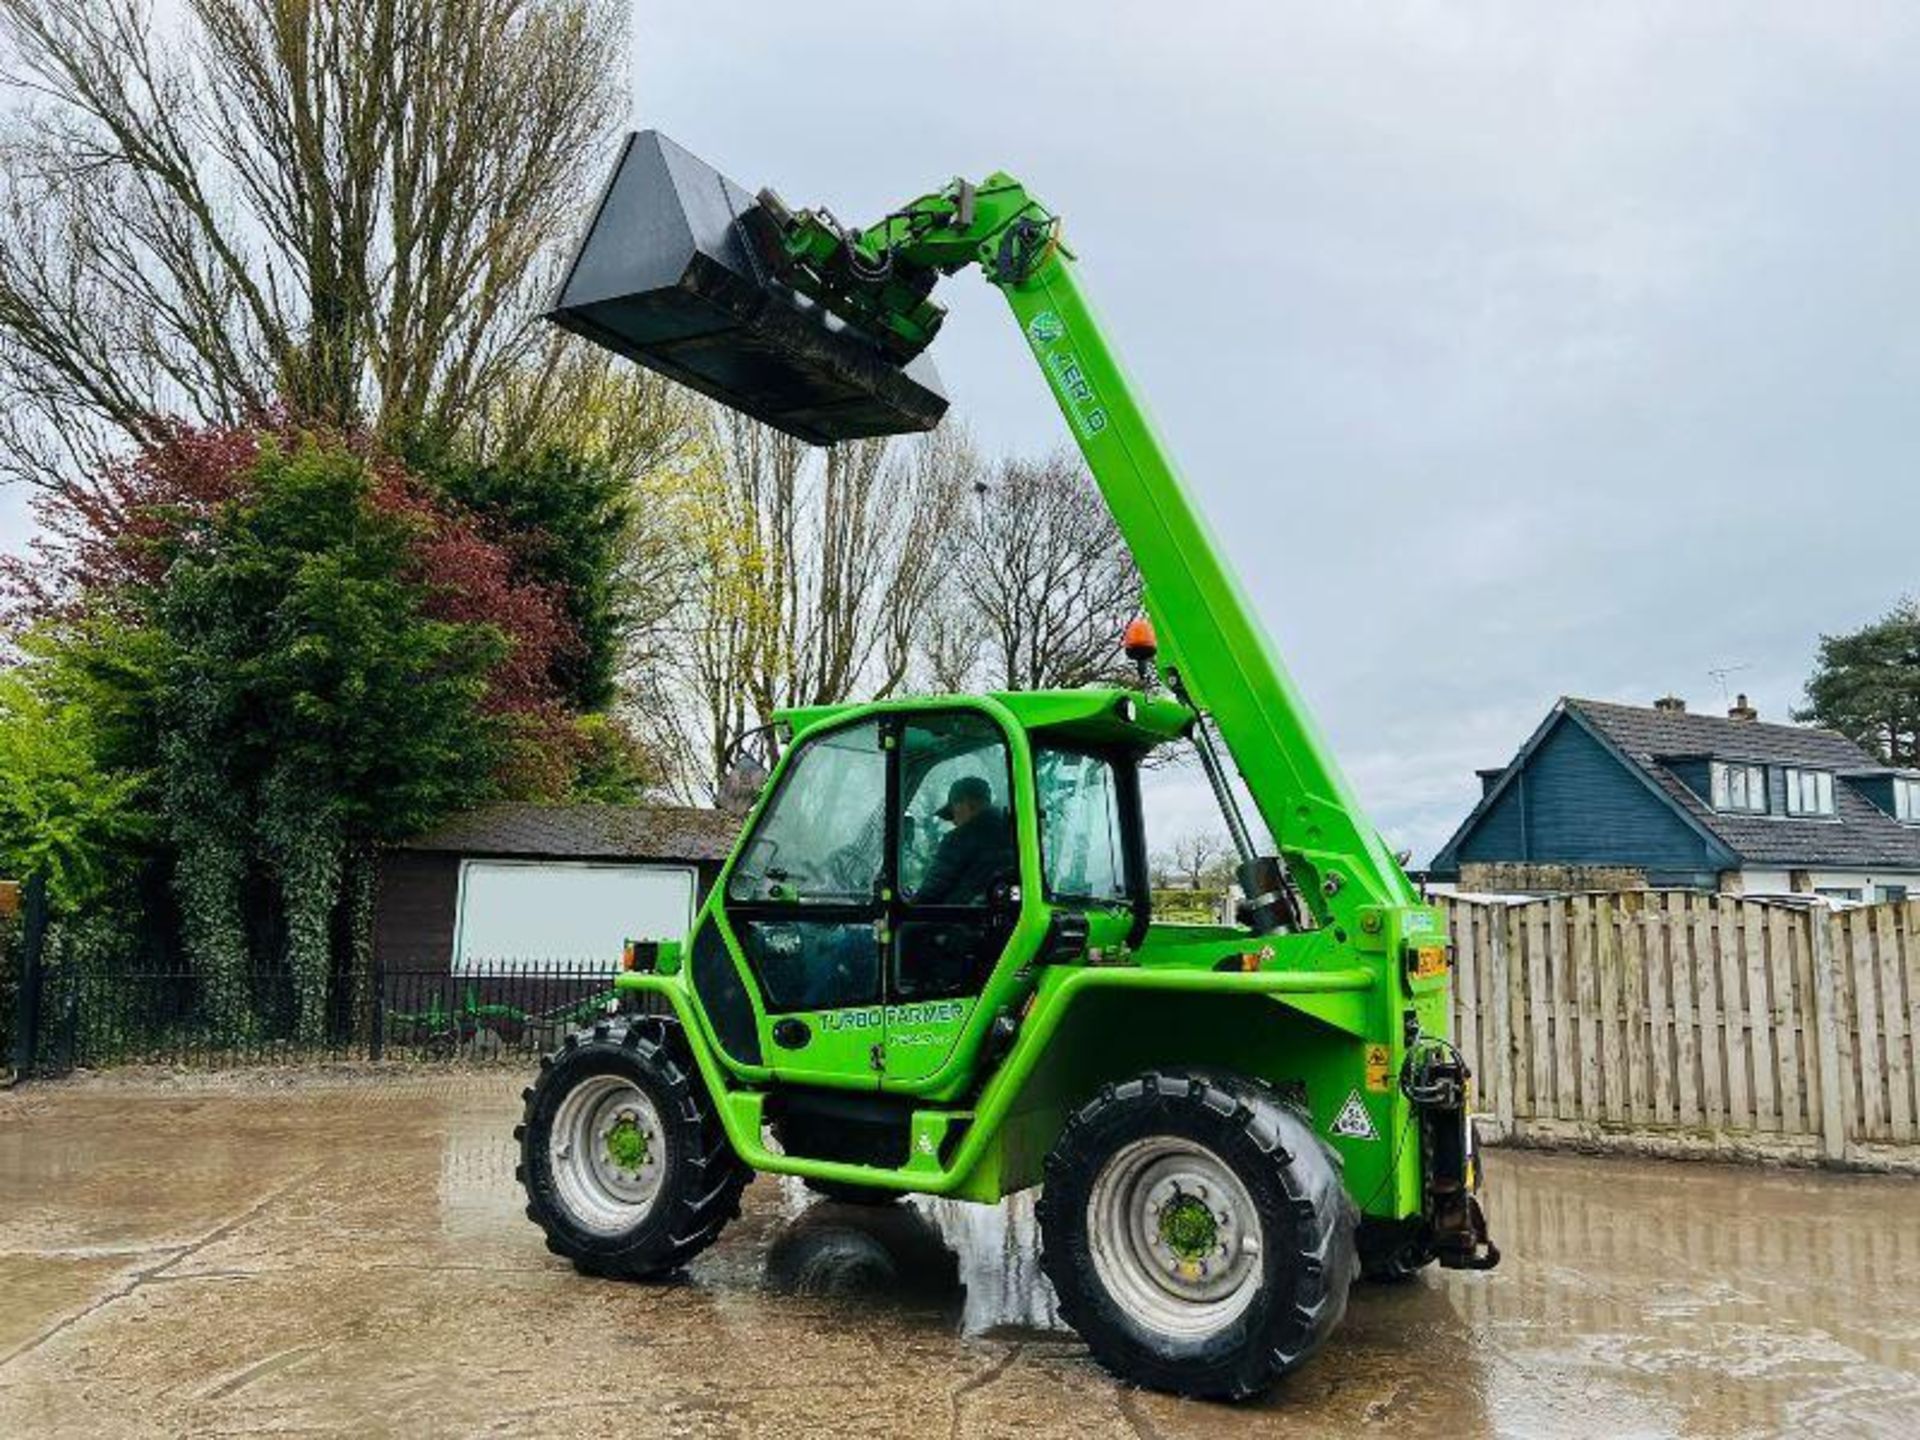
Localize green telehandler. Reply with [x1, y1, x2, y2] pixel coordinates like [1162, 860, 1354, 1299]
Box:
[516, 131, 1499, 1400]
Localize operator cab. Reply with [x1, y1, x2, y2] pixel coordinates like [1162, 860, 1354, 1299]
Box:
[693, 689, 1190, 1110]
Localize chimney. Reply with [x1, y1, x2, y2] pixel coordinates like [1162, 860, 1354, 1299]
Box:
[1653, 695, 1687, 713]
[1476, 767, 1506, 797]
[1728, 693, 1758, 722]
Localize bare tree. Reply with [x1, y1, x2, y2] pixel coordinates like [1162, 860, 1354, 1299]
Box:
[1162, 829, 1230, 890]
[0, 0, 628, 486]
[945, 450, 1140, 692]
[476, 334, 700, 489]
[647, 412, 970, 801]
[627, 424, 1151, 802]
[1146, 849, 1175, 889]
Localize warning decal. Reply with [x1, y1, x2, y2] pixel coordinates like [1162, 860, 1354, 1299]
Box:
[1329, 1090, 1380, 1141]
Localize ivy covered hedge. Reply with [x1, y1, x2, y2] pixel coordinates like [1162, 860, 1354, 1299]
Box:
[0, 908, 17, 1059]
[0, 422, 652, 1047]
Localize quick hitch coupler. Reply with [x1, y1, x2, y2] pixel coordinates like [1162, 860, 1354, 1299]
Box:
[1404, 1037, 1502, 1272]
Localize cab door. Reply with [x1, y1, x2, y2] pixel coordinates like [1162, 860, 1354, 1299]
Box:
[1028, 743, 1140, 952]
[720, 718, 888, 1087]
[883, 711, 1021, 1087]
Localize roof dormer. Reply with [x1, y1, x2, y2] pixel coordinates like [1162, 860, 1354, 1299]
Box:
[1846, 770, 1920, 824]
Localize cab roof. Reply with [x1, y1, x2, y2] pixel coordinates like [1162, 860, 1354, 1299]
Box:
[777, 688, 1195, 750]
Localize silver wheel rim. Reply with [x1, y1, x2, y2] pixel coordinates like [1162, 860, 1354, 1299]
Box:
[1086, 1136, 1264, 1340]
[548, 1074, 668, 1236]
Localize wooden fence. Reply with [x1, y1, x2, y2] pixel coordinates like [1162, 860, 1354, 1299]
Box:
[1442, 893, 1920, 1169]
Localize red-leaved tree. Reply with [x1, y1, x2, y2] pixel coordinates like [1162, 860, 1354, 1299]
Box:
[3, 419, 581, 790]
[1, 420, 264, 624]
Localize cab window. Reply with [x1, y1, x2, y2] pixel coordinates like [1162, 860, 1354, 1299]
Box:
[894, 711, 1017, 1002]
[1035, 747, 1129, 904]
[727, 721, 885, 904]
[898, 713, 1015, 905]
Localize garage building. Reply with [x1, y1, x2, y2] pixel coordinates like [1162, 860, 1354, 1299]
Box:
[373, 802, 738, 976]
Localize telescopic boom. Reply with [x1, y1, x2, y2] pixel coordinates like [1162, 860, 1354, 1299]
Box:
[745, 171, 1418, 936]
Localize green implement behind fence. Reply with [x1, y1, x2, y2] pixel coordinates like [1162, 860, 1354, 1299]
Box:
[383, 984, 618, 1057]
[518, 132, 1498, 1401]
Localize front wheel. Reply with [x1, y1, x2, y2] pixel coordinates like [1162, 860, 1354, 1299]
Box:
[516, 1016, 751, 1278]
[1037, 1072, 1357, 1400]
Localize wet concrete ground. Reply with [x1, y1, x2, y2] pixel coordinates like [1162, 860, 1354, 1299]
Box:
[2, 1072, 1917, 1438]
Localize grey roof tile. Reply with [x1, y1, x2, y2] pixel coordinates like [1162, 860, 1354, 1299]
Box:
[1569, 698, 1876, 769]
[398, 803, 737, 862]
[1569, 700, 1920, 870]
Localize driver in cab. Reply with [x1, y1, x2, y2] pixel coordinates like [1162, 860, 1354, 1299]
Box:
[915, 775, 1015, 904]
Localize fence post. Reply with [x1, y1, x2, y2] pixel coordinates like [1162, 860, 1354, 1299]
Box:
[1487, 904, 1516, 1139]
[369, 944, 388, 1062]
[8, 873, 49, 1082]
[1807, 908, 1849, 1163]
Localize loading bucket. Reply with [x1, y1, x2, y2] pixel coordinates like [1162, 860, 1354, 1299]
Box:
[547, 131, 948, 446]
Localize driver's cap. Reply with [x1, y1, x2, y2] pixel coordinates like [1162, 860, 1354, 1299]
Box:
[935, 774, 992, 820]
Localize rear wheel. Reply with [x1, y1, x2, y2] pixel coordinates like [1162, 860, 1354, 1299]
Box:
[1037, 1071, 1356, 1400]
[517, 1016, 751, 1278]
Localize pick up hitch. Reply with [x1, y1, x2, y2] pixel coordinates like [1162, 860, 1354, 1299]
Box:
[1404, 1035, 1502, 1272]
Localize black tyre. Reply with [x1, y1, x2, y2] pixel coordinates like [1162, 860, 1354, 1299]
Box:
[516, 1016, 751, 1278]
[766, 1202, 960, 1306]
[1037, 1071, 1357, 1400]
[802, 1177, 900, 1206]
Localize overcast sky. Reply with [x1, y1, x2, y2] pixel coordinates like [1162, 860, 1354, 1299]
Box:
[633, 1, 1920, 862]
[4, 4, 1913, 865]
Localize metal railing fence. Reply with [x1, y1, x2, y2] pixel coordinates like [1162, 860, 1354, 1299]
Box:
[7, 942, 644, 1075]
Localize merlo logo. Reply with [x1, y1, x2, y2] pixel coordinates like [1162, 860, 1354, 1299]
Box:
[1026, 310, 1065, 345]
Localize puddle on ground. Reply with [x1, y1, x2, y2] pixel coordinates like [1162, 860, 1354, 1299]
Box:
[758, 1179, 1063, 1337]
[4, 1074, 1918, 1438]
[431, 1090, 1920, 1435]
[437, 1110, 1063, 1336]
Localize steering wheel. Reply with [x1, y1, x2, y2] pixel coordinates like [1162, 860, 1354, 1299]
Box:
[820, 842, 875, 898]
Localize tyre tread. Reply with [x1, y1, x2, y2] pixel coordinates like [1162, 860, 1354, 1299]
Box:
[518, 1015, 751, 1281]
[1036, 1068, 1357, 1400]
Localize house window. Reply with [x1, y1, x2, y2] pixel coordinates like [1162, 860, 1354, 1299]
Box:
[1783, 768, 1835, 818]
[1880, 883, 1909, 904]
[1710, 761, 1767, 814]
[1896, 777, 1920, 823]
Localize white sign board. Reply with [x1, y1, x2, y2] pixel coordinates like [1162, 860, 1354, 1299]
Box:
[453, 860, 696, 974]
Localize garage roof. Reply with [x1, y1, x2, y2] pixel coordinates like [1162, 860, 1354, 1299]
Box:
[399, 803, 737, 863]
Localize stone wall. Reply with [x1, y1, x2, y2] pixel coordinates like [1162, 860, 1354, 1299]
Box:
[1458, 861, 1648, 894]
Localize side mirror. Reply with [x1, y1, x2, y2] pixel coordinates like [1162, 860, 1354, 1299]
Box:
[735, 835, 783, 896]
[719, 756, 768, 814]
